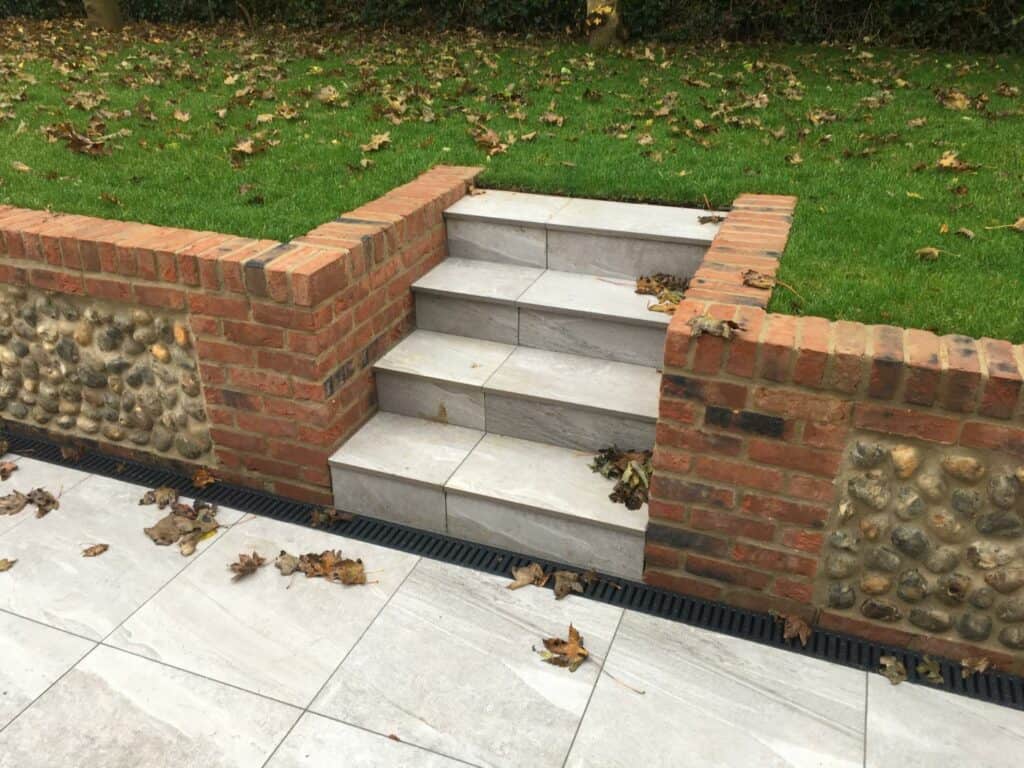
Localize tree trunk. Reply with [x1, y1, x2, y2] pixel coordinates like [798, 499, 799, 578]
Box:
[83, 0, 124, 31]
[586, 1, 624, 49]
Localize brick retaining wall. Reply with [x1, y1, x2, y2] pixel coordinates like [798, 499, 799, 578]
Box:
[648, 194, 1024, 671]
[0, 165, 482, 504]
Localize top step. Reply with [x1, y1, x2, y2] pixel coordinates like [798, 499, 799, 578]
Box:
[445, 189, 723, 246]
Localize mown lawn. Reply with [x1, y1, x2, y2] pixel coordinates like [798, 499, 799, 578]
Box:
[1, 19, 1022, 340]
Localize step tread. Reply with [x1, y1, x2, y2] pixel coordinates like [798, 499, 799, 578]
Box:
[445, 189, 723, 244]
[517, 269, 671, 328]
[412, 257, 543, 305]
[328, 412, 483, 486]
[484, 346, 660, 420]
[446, 432, 647, 533]
[374, 330, 514, 387]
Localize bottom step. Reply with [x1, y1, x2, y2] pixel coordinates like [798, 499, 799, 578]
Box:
[329, 412, 646, 580]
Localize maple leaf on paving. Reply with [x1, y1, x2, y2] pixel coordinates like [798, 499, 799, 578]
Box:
[0, 558, 16, 572]
[275, 551, 300, 576]
[229, 551, 267, 581]
[144, 502, 219, 556]
[297, 550, 368, 585]
[139, 487, 179, 509]
[879, 655, 907, 685]
[82, 544, 109, 558]
[960, 656, 992, 678]
[192, 467, 218, 489]
[916, 656, 944, 685]
[540, 624, 590, 672]
[507, 562, 548, 590]
[0, 491, 28, 516]
[772, 611, 812, 647]
[552, 569, 598, 599]
[310, 507, 353, 528]
[60, 444, 85, 462]
[0, 460, 17, 480]
[27, 489, 59, 518]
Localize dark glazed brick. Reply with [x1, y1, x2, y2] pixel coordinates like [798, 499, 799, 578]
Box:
[647, 523, 729, 557]
[323, 361, 355, 397]
[705, 405, 785, 438]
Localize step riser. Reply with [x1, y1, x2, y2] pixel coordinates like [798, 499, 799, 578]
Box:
[376, 372, 484, 430]
[331, 466, 447, 533]
[446, 492, 644, 580]
[485, 393, 656, 451]
[518, 309, 666, 368]
[415, 294, 518, 345]
[447, 219, 707, 279]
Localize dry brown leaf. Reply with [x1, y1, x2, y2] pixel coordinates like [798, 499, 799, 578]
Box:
[82, 543, 109, 558]
[60, 444, 85, 462]
[0, 461, 17, 480]
[916, 656, 944, 685]
[145, 503, 219, 556]
[879, 655, 907, 685]
[508, 563, 548, 590]
[936, 151, 978, 172]
[139, 487, 179, 509]
[540, 624, 589, 671]
[298, 550, 367, 585]
[915, 246, 941, 261]
[310, 507, 353, 528]
[688, 314, 744, 339]
[27, 489, 59, 518]
[961, 656, 992, 678]
[192, 468, 218, 489]
[984, 217, 1024, 232]
[229, 551, 266, 581]
[173, 109, 191, 123]
[956, 227, 975, 240]
[360, 132, 391, 152]
[0, 491, 28, 516]
[742, 269, 776, 289]
[906, 117, 928, 128]
[540, 112, 565, 127]
[552, 570, 586, 600]
[0, 558, 15, 572]
[12, 161, 31, 173]
[785, 152, 803, 165]
[778, 613, 812, 646]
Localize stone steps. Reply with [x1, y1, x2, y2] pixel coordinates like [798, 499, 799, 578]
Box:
[413, 258, 670, 366]
[373, 330, 659, 451]
[444, 189, 721, 278]
[329, 412, 646, 579]
[330, 190, 720, 578]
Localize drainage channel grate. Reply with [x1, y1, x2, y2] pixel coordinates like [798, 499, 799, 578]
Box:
[6, 431, 1023, 711]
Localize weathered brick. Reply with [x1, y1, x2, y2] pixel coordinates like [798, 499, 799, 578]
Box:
[685, 554, 771, 590]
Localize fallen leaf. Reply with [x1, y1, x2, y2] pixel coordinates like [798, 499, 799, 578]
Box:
[298, 550, 367, 585]
[0, 491, 28, 516]
[936, 151, 978, 172]
[229, 551, 266, 581]
[688, 313, 744, 339]
[636, 273, 688, 315]
[508, 562, 548, 590]
[591, 447, 653, 510]
[540, 624, 589, 671]
[0, 558, 15, 572]
[139, 487, 179, 509]
[906, 117, 928, 128]
[552, 570, 586, 599]
[540, 112, 564, 127]
[785, 152, 803, 165]
[82, 543, 109, 558]
[776, 612, 812, 646]
[939, 222, 950, 235]
[12, 161, 31, 173]
[936, 88, 970, 111]
[916, 656, 944, 685]
[360, 132, 391, 152]
[316, 85, 342, 105]
[879, 655, 907, 685]
[27, 489, 59, 518]
[915, 246, 941, 261]
[984, 217, 1024, 232]
[192, 468, 218, 489]
[60, 444, 85, 462]
[0, 461, 17, 480]
[742, 269, 775, 289]
[145, 502, 219, 556]
[960, 656, 992, 678]
[173, 109, 191, 123]
[698, 214, 726, 225]
[275, 551, 300, 576]
[956, 227, 975, 240]
[310, 507, 353, 528]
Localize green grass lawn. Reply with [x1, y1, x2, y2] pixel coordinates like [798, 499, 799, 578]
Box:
[1, 19, 1023, 340]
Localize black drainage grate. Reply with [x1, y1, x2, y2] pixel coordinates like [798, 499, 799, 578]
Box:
[5, 430, 1023, 711]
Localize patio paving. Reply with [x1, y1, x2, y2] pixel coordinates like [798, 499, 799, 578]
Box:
[1, 452, 1022, 768]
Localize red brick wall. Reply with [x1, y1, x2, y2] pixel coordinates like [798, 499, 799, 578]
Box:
[648, 194, 1024, 671]
[0, 165, 482, 504]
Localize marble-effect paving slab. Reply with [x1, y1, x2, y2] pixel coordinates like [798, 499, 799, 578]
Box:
[412, 257, 542, 303]
[565, 610, 867, 768]
[416, 293, 519, 345]
[108, 515, 420, 707]
[0, 645, 298, 768]
[332, 466, 447, 533]
[265, 712, 470, 768]
[0, 612, 94, 728]
[0, 456, 93, 537]
[547, 230, 706, 279]
[517, 269, 671, 327]
[444, 189, 570, 226]
[518, 309, 667, 368]
[375, 330, 514, 387]
[377, 372, 485, 430]
[0, 474, 244, 640]
[446, 219, 547, 268]
[866, 674, 1024, 768]
[311, 557, 623, 768]
[548, 197, 721, 244]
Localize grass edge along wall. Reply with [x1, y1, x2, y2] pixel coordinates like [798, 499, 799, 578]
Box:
[0, 164, 482, 505]
[648, 194, 1024, 672]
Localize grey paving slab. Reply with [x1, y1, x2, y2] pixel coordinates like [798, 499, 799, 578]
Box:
[0, 612, 94, 728]
[329, 412, 483, 487]
[444, 189, 571, 227]
[265, 712, 470, 768]
[0, 456, 93, 537]
[446, 219, 547, 268]
[446, 492, 645, 579]
[548, 197, 722, 244]
[865, 674, 1024, 768]
[565, 610, 867, 768]
[412, 257, 543, 304]
[483, 346, 660, 420]
[518, 308, 667, 368]
[547, 230, 707, 279]
[0, 645, 299, 768]
[375, 330, 514, 388]
[0, 474, 244, 640]
[416, 293, 519, 344]
[108, 515, 420, 707]
[446, 433, 646, 533]
[332, 465, 448, 532]
[517, 269, 671, 327]
[377, 372, 486, 430]
[310, 557, 623, 768]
